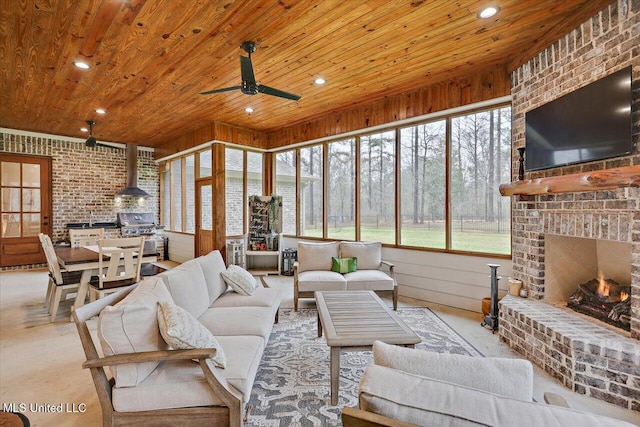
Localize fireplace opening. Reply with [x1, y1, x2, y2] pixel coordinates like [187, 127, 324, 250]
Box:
[567, 271, 631, 331]
[543, 234, 632, 333]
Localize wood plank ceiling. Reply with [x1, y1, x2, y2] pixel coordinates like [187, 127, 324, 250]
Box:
[0, 0, 612, 149]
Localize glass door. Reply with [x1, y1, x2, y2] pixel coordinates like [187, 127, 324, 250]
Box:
[0, 154, 52, 266]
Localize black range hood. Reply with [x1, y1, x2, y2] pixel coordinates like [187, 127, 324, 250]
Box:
[117, 144, 150, 198]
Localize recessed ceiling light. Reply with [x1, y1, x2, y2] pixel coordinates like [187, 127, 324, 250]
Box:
[245, 107, 254, 114]
[314, 77, 326, 85]
[73, 61, 90, 70]
[478, 6, 499, 19]
[80, 127, 88, 132]
[95, 108, 106, 114]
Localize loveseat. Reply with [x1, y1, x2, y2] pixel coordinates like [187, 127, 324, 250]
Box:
[293, 241, 398, 311]
[342, 341, 635, 427]
[73, 250, 281, 427]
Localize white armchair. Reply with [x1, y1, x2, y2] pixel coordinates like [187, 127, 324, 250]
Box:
[343, 341, 635, 427]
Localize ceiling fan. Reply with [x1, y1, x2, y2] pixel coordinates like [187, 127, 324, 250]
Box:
[199, 41, 301, 101]
[84, 121, 116, 149]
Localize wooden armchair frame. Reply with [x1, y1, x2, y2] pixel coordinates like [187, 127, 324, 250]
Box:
[72, 287, 244, 427]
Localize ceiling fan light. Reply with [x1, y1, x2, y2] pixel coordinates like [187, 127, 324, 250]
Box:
[73, 61, 90, 70]
[85, 136, 97, 147]
[245, 107, 254, 114]
[478, 6, 499, 19]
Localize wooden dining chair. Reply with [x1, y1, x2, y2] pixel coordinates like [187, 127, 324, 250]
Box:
[88, 236, 145, 301]
[69, 228, 104, 248]
[38, 233, 82, 322]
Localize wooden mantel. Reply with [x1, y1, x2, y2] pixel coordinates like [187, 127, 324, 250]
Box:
[499, 165, 640, 196]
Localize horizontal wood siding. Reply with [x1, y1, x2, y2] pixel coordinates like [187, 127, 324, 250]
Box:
[266, 65, 510, 149]
[383, 247, 513, 313]
[164, 231, 194, 263]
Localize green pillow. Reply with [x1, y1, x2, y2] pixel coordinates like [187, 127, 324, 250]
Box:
[331, 257, 357, 273]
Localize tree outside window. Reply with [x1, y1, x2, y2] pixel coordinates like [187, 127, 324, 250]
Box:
[399, 120, 446, 248]
[360, 131, 395, 244]
[300, 145, 323, 237]
[450, 107, 511, 254]
[327, 139, 355, 241]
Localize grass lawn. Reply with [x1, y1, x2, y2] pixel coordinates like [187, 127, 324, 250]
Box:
[300, 226, 510, 255]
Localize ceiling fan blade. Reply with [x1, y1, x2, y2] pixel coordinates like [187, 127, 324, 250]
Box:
[258, 85, 301, 101]
[199, 86, 242, 95]
[240, 56, 256, 83]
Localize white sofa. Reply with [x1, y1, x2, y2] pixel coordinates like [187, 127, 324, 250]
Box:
[73, 250, 281, 427]
[342, 341, 635, 427]
[294, 241, 398, 311]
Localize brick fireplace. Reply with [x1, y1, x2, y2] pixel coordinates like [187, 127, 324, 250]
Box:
[499, 0, 640, 411]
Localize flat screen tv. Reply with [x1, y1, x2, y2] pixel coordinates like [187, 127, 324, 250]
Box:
[525, 66, 633, 171]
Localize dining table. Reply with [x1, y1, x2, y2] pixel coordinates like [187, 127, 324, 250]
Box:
[54, 245, 157, 312]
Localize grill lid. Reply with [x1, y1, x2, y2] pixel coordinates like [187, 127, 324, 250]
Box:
[118, 212, 156, 226]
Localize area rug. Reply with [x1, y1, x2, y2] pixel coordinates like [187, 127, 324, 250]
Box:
[246, 308, 482, 426]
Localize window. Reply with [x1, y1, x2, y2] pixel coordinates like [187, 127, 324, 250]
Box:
[199, 150, 212, 178]
[399, 120, 446, 248]
[450, 107, 511, 254]
[225, 148, 244, 235]
[360, 131, 395, 244]
[170, 159, 182, 232]
[161, 169, 170, 228]
[300, 145, 323, 237]
[184, 155, 195, 233]
[247, 151, 263, 197]
[327, 139, 355, 240]
[275, 151, 296, 235]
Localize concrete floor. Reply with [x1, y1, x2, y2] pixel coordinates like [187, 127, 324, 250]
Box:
[1, 269, 638, 426]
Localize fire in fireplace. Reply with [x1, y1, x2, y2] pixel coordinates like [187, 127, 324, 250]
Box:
[567, 271, 631, 331]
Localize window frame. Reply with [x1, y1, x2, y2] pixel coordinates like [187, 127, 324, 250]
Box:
[270, 101, 512, 258]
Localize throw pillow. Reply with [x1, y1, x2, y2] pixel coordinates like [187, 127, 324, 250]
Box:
[221, 265, 258, 295]
[157, 301, 226, 368]
[331, 257, 357, 274]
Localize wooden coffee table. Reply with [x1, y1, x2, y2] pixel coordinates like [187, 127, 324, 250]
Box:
[315, 290, 421, 405]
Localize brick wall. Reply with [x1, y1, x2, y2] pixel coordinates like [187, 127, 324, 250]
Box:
[1, 131, 159, 244]
[509, 0, 640, 338]
[501, 0, 640, 411]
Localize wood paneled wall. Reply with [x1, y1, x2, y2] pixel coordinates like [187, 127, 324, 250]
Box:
[154, 121, 267, 160]
[154, 65, 510, 158]
[266, 65, 510, 149]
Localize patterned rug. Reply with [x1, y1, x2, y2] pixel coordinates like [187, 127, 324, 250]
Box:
[246, 308, 482, 426]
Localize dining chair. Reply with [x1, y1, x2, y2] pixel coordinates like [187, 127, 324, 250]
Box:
[88, 236, 145, 301]
[38, 233, 82, 322]
[69, 228, 104, 248]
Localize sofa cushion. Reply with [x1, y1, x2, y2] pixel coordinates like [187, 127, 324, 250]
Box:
[112, 335, 265, 412]
[344, 270, 394, 291]
[157, 301, 226, 368]
[158, 260, 210, 319]
[98, 277, 172, 388]
[195, 250, 229, 304]
[339, 241, 381, 270]
[358, 364, 634, 427]
[372, 340, 533, 401]
[297, 270, 347, 292]
[221, 265, 258, 296]
[331, 257, 357, 273]
[198, 306, 276, 341]
[212, 287, 281, 309]
[297, 241, 339, 272]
